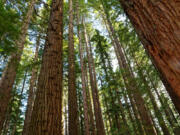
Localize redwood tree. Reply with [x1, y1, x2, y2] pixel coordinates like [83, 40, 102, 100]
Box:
[28, 0, 63, 134]
[119, 0, 180, 114]
[68, 0, 79, 134]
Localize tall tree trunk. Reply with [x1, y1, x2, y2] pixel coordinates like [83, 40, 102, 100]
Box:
[68, 0, 79, 134]
[76, 2, 90, 134]
[28, 0, 63, 134]
[0, 0, 36, 132]
[119, 0, 180, 114]
[83, 19, 106, 135]
[23, 34, 40, 135]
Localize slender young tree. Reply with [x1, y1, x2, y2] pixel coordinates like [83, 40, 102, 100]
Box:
[68, 0, 79, 134]
[119, 0, 180, 113]
[28, 0, 64, 134]
[0, 0, 37, 131]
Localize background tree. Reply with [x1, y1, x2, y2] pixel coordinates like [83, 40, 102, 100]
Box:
[68, 0, 79, 134]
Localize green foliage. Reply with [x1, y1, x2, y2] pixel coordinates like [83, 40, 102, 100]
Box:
[0, 1, 20, 56]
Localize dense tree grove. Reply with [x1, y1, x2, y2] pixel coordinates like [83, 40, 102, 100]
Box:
[0, 0, 180, 135]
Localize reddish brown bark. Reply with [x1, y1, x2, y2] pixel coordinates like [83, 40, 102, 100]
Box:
[0, 0, 36, 132]
[68, 0, 79, 134]
[119, 0, 180, 114]
[28, 0, 63, 134]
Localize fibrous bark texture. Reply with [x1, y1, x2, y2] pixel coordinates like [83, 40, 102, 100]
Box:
[119, 0, 180, 114]
[28, 0, 63, 134]
[68, 0, 79, 134]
